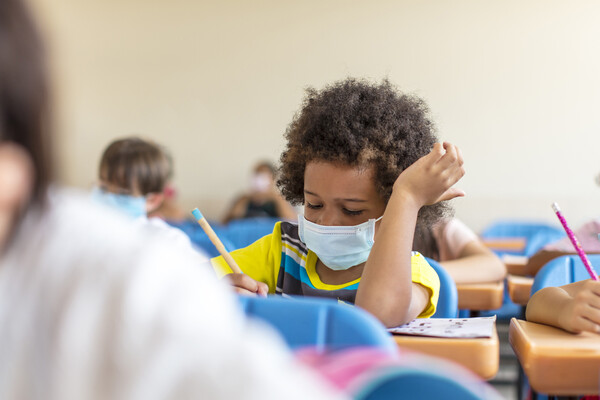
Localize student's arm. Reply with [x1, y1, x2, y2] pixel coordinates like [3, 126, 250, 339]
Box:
[406, 281, 432, 320]
[526, 280, 600, 333]
[356, 143, 465, 328]
[441, 240, 507, 284]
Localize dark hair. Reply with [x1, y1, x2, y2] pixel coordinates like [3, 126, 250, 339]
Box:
[278, 77, 450, 228]
[0, 0, 52, 203]
[99, 137, 171, 195]
[254, 160, 276, 176]
[412, 225, 440, 260]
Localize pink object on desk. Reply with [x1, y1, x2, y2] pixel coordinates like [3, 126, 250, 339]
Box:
[552, 202, 599, 281]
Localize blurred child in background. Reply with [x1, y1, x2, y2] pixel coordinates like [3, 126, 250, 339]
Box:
[413, 218, 506, 284]
[92, 137, 208, 260]
[222, 160, 297, 224]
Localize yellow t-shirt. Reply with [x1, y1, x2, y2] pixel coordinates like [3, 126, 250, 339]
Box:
[212, 221, 440, 317]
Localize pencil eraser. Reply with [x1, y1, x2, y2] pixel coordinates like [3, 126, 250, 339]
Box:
[191, 208, 203, 221]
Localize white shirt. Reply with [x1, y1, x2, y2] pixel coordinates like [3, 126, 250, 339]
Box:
[0, 188, 344, 400]
[134, 215, 209, 262]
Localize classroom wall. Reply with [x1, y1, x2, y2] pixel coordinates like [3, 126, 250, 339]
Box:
[29, 0, 600, 232]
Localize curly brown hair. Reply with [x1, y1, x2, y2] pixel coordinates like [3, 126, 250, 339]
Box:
[278, 77, 451, 230]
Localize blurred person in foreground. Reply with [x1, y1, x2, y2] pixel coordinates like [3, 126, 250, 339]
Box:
[0, 1, 345, 399]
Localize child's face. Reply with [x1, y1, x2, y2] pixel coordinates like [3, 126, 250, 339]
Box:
[0, 143, 34, 252]
[303, 161, 386, 227]
[98, 179, 142, 197]
[95, 176, 149, 218]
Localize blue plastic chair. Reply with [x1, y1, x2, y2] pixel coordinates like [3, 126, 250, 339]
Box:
[224, 217, 281, 248]
[530, 254, 600, 296]
[167, 219, 237, 257]
[354, 363, 502, 400]
[478, 220, 565, 320]
[481, 220, 565, 257]
[425, 257, 459, 318]
[237, 295, 398, 355]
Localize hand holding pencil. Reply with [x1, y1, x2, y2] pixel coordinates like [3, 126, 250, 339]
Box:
[191, 208, 268, 296]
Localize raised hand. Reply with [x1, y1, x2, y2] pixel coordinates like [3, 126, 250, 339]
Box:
[393, 142, 465, 207]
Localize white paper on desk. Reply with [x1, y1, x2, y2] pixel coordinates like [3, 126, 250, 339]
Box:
[388, 316, 496, 338]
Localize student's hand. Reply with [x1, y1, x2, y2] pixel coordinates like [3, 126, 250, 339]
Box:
[224, 273, 269, 297]
[393, 142, 465, 207]
[558, 280, 600, 334]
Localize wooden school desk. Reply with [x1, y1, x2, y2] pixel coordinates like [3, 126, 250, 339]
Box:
[509, 318, 600, 396]
[482, 237, 527, 254]
[456, 280, 504, 311]
[501, 254, 529, 276]
[393, 326, 499, 380]
[506, 274, 533, 306]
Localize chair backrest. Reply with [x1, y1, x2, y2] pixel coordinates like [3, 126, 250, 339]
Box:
[354, 363, 502, 400]
[480, 220, 565, 256]
[237, 295, 398, 355]
[531, 254, 600, 295]
[425, 257, 459, 318]
[168, 220, 237, 257]
[189, 231, 237, 258]
[224, 217, 281, 249]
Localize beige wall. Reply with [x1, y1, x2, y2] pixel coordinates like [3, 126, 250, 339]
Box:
[29, 0, 600, 232]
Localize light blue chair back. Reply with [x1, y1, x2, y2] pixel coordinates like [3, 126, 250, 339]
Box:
[168, 220, 237, 257]
[481, 220, 565, 257]
[224, 217, 281, 249]
[425, 257, 459, 318]
[354, 363, 502, 400]
[190, 232, 237, 258]
[237, 295, 398, 355]
[530, 254, 600, 296]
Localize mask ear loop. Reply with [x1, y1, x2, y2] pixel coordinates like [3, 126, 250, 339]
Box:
[369, 215, 384, 243]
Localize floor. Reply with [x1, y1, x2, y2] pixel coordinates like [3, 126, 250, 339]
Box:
[489, 320, 520, 400]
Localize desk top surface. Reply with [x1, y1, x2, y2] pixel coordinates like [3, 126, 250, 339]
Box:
[456, 280, 505, 310]
[482, 237, 527, 252]
[501, 254, 529, 276]
[393, 325, 499, 380]
[509, 318, 600, 395]
[506, 274, 533, 305]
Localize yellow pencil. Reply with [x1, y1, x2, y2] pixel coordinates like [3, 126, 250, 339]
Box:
[191, 208, 243, 274]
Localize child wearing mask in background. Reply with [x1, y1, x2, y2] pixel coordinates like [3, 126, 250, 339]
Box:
[92, 137, 208, 261]
[222, 161, 297, 224]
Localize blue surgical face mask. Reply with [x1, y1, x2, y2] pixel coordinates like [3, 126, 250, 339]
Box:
[298, 215, 383, 271]
[91, 187, 146, 219]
